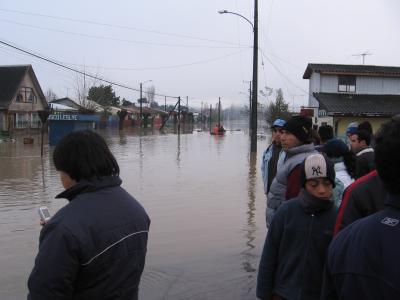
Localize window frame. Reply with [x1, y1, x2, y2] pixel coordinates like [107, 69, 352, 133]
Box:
[338, 75, 356, 93]
[15, 87, 37, 103]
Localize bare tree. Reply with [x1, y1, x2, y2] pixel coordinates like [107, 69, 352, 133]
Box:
[73, 70, 100, 113]
[45, 89, 58, 102]
[145, 85, 155, 106]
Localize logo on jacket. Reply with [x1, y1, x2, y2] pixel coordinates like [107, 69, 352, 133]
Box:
[381, 217, 399, 227]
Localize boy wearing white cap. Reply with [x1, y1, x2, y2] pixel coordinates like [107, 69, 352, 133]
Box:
[257, 154, 337, 300]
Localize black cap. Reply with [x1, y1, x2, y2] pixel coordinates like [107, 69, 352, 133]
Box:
[282, 116, 312, 144]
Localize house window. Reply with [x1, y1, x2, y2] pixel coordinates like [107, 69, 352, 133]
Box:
[31, 113, 41, 128]
[16, 87, 37, 103]
[338, 76, 356, 93]
[15, 113, 30, 128]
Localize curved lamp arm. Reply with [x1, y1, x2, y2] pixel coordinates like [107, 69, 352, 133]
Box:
[218, 10, 254, 31]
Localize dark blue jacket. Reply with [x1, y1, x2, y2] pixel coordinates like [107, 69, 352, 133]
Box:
[321, 194, 400, 300]
[257, 190, 337, 300]
[28, 176, 150, 300]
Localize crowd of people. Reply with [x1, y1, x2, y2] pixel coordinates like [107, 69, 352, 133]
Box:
[258, 115, 400, 299]
[26, 115, 400, 299]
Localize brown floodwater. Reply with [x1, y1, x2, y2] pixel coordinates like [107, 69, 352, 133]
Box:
[0, 123, 269, 300]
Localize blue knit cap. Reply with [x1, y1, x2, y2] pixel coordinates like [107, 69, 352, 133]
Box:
[346, 122, 359, 135]
[272, 119, 286, 128]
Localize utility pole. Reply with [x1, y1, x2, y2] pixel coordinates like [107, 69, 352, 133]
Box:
[250, 0, 258, 152]
[139, 82, 143, 127]
[244, 80, 252, 130]
[164, 96, 167, 111]
[178, 96, 181, 133]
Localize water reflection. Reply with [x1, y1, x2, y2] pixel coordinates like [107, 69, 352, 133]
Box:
[242, 151, 257, 273]
[0, 127, 267, 300]
[176, 132, 181, 167]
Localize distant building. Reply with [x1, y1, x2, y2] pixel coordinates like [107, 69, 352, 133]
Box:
[303, 63, 400, 137]
[0, 65, 48, 133]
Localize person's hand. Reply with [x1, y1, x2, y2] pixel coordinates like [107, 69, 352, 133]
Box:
[40, 219, 49, 226]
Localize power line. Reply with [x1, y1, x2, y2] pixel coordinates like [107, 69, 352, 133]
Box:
[0, 18, 248, 49]
[57, 49, 250, 71]
[0, 39, 179, 99]
[0, 8, 246, 47]
[259, 48, 309, 95]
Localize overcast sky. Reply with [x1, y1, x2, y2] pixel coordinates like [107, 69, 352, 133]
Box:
[0, 0, 399, 109]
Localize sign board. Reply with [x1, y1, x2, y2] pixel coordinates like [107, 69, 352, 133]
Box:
[300, 108, 314, 117]
[48, 114, 100, 122]
[318, 109, 327, 117]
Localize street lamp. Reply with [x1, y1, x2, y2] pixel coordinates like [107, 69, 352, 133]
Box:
[219, 1, 258, 152]
[139, 79, 152, 127]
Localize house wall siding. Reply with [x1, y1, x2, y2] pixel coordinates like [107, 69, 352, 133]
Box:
[308, 73, 320, 107]
[320, 75, 338, 93]
[8, 73, 46, 112]
[315, 74, 400, 95]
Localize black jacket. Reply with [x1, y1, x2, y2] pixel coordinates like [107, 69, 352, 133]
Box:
[321, 194, 400, 300]
[257, 190, 337, 300]
[334, 170, 386, 235]
[28, 177, 150, 300]
[354, 147, 375, 179]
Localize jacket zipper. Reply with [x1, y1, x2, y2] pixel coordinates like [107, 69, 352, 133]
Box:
[298, 213, 315, 300]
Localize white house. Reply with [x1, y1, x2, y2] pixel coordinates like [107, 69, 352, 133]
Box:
[303, 63, 400, 136]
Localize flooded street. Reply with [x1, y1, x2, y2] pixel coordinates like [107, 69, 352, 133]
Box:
[0, 124, 269, 300]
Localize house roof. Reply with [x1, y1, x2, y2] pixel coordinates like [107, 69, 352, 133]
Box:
[0, 64, 47, 109]
[50, 102, 78, 111]
[0, 65, 28, 108]
[303, 63, 400, 79]
[314, 93, 400, 117]
[51, 97, 104, 112]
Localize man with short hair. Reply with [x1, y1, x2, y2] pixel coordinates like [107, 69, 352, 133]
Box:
[318, 125, 334, 145]
[321, 118, 400, 299]
[266, 116, 317, 227]
[261, 119, 286, 195]
[350, 129, 375, 178]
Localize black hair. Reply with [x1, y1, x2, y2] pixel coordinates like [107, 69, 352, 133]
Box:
[318, 125, 334, 144]
[358, 121, 373, 135]
[53, 130, 119, 181]
[354, 129, 371, 146]
[374, 120, 400, 194]
[311, 129, 321, 146]
[322, 139, 356, 179]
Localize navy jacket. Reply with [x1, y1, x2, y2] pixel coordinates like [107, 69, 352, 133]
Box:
[322, 194, 400, 299]
[28, 176, 150, 300]
[257, 190, 337, 300]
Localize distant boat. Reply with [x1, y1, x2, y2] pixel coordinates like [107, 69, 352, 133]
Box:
[210, 97, 225, 136]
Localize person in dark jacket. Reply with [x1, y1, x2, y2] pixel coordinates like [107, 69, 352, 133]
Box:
[350, 129, 375, 178]
[257, 154, 337, 300]
[321, 117, 400, 300]
[27, 130, 150, 300]
[333, 169, 386, 235]
[261, 118, 286, 195]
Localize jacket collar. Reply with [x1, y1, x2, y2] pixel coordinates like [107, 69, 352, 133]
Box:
[56, 176, 122, 201]
[356, 147, 374, 156]
[299, 189, 334, 214]
[286, 143, 315, 157]
[385, 193, 400, 210]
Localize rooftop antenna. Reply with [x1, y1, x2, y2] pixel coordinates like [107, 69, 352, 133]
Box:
[352, 51, 372, 65]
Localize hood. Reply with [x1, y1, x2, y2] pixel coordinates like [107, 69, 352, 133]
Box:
[286, 143, 316, 157]
[56, 176, 122, 201]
